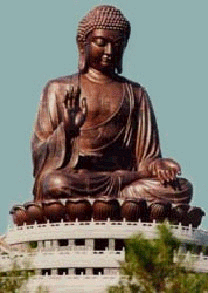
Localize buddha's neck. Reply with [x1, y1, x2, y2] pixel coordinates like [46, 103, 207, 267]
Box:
[84, 68, 117, 84]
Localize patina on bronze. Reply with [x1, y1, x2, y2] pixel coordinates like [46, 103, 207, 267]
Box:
[32, 5, 193, 206]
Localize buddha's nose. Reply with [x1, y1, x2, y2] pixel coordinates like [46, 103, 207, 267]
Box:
[104, 42, 112, 55]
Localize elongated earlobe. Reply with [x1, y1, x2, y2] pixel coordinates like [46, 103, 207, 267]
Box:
[116, 41, 127, 74]
[78, 52, 86, 73]
[78, 43, 88, 73]
[116, 58, 123, 74]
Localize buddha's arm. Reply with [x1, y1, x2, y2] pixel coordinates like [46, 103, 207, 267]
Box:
[134, 87, 181, 183]
[134, 87, 161, 171]
[32, 81, 67, 177]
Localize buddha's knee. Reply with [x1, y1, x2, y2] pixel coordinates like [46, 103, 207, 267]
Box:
[42, 171, 71, 199]
[119, 177, 193, 204]
[165, 178, 193, 202]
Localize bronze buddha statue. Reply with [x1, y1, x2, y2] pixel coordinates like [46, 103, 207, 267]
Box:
[32, 5, 192, 206]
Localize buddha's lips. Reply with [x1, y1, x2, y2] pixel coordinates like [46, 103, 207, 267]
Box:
[102, 56, 112, 63]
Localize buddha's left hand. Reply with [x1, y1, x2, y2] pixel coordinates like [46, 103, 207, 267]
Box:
[148, 158, 181, 184]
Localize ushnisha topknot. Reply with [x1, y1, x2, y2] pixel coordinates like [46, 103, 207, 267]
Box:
[77, 5, 131, 44]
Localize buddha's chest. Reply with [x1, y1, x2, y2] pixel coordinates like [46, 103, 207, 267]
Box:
[81, 81, 125, 128]
[77, 81, 131, 154]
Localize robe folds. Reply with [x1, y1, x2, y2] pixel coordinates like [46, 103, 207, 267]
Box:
[32, 74, 192, 203]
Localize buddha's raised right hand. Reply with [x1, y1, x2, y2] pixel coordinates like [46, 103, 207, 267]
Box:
[63, 86, 87, 137]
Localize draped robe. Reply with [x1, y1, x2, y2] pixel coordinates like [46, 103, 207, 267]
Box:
[32, 74, 192, 203]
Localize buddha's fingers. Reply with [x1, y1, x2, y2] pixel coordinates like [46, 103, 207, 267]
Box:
[64, 91, 69, 108]
[148, 160, 156, 175]
[69, 86, 75, 108]
[75, 112, 86, 128]
[64, 87, 72, 109]
[81, 97, 87, 116]
[176, 165, 181, 176]
[167, 159, 181, 174]
[152, 168, 157, 177]
[170, 170, 176, 181]
[164, 170, 171, 182]
[171, 164, 181, 177]
[158, 169, 166, 184]
[74, 86, 81, 109]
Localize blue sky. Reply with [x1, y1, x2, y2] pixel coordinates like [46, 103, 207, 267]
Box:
[0, 0, 208, 233]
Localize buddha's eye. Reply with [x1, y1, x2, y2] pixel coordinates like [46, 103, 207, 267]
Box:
[114, 39, 124, 48]
[94, 38, 106, 47]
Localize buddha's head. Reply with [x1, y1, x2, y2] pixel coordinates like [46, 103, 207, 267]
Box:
[77, 5, 131, 74]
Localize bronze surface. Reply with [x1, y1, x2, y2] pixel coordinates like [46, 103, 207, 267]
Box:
[16, 5, 203, 226]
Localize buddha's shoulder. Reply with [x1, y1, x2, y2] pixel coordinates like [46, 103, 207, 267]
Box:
[45, 74, 79, 89]
[120, 76, 148, 97]
[44, 74, 148, 97]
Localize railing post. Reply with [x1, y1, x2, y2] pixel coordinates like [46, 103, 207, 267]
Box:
[178, 222, 182, 234]
[188, 223, 193, 236]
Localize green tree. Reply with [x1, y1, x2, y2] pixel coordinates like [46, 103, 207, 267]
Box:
[35, 285, 50, 293]
[0, 261, 33, 293]
[0, 258, 50, 293]
[109, 224, 208, 293]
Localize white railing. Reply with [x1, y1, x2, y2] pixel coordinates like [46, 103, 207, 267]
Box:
[6, 220, 208, 246]
[174, 252, 208, 272]
[2, 274, 120, 293]
[0, 249, 125, 271]
[0, 249, 124, 259]
[1, 249, 208, 274]
[25, 274, 120, 293]
[7, 218, 206, 234]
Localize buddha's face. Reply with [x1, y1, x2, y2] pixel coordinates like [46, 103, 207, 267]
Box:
[85, 29, 127, 73]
